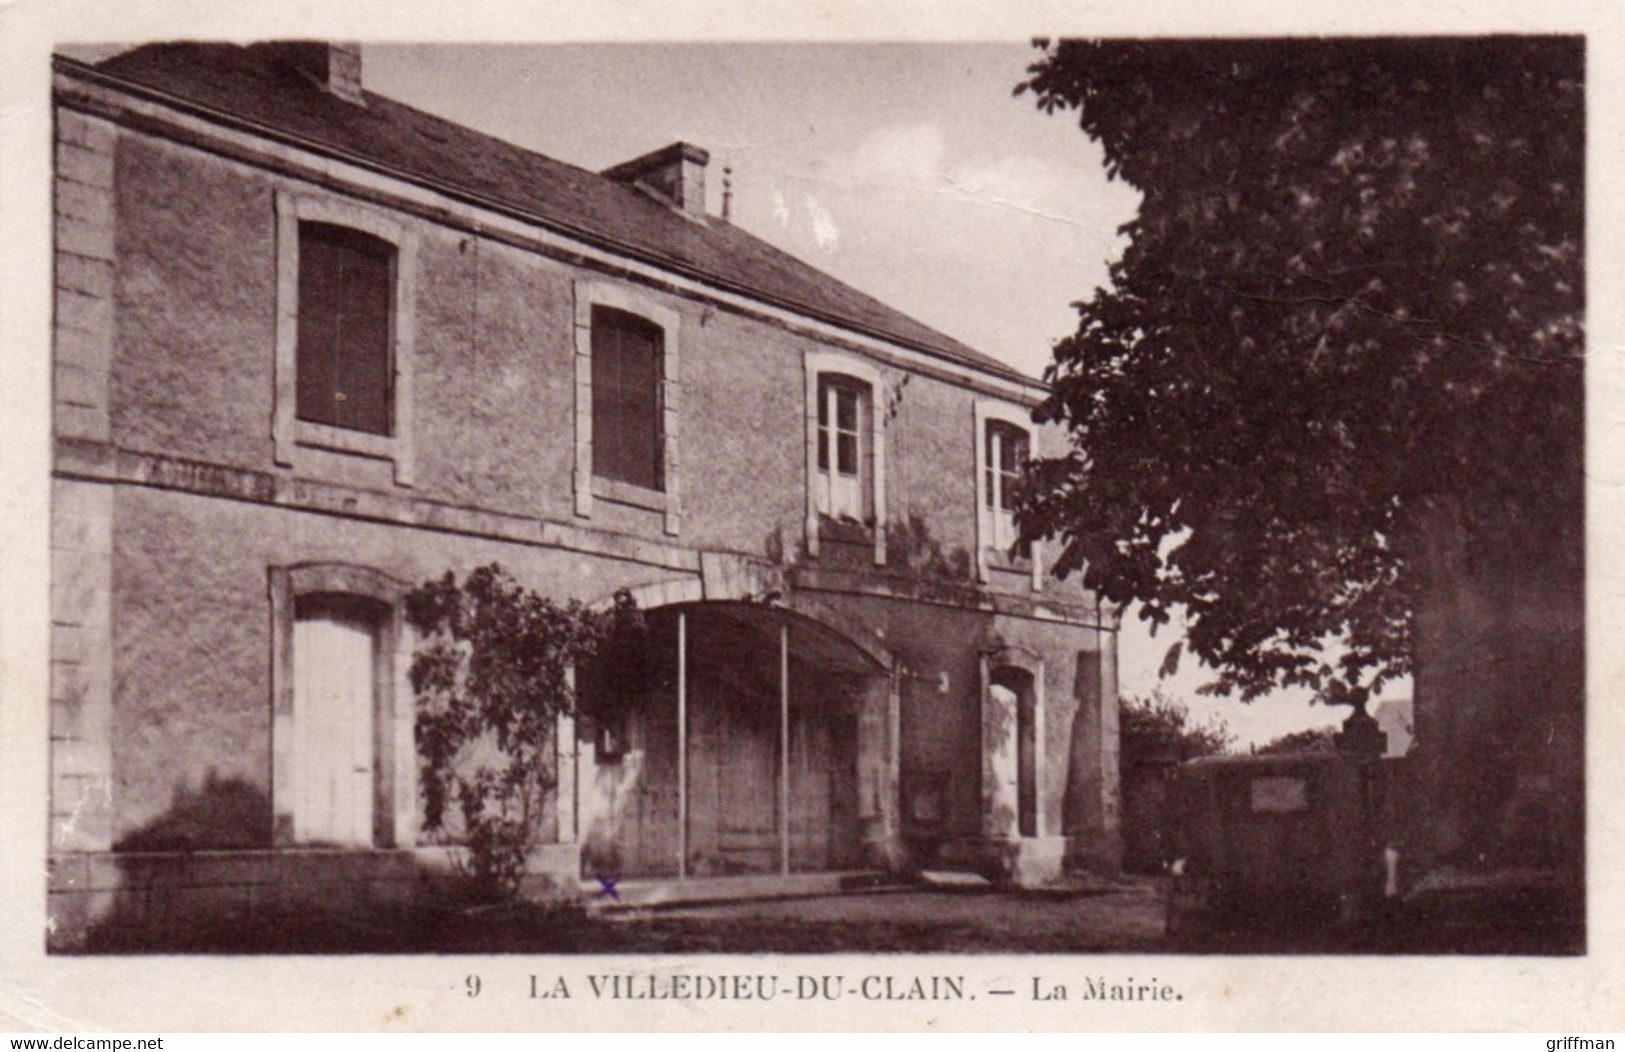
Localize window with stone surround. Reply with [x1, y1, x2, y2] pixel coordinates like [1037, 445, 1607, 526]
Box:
[591, 306, 665, 492]
[803, 349, 887, 565]
[274, 191, 418, 485]
[296, 223, 394, 436]
[974, 398, 1042, 588]
[572, 281, 681, 535]
[984, 419, 1030, 558]
[816, 373, 872, 522]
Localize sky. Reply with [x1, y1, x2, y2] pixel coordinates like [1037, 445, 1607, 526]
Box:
[61, 40, 1370, 747]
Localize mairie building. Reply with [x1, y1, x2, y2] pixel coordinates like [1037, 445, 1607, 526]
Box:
[47, 42, 1122, 948]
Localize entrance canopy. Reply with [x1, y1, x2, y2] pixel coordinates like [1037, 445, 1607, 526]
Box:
[576, 600, 896, 880]
[667, 600, 887, 677]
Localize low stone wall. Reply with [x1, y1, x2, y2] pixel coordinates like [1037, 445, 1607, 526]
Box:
[49, 848, 421, 951]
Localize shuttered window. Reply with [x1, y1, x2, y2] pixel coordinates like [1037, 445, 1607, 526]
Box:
[296, 222, 394, 436]
[591, 306, 664, 491]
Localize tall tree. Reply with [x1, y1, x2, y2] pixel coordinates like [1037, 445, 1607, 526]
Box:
[1016, 38, 1583, 705]
[1018, 39, 1584, 882]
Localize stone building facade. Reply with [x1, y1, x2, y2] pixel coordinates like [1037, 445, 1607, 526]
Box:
[47, 42, 1120, 948]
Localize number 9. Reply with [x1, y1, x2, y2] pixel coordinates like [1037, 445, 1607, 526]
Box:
[466, 974, 482, 998]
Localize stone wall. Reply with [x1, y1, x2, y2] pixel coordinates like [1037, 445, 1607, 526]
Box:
[103, 130, 1063, 570]
[106, 482, 679, 845]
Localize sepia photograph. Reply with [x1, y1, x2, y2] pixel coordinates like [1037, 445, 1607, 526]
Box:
[3, 0, 1620, 1034]
[39, 31, 1584, 957]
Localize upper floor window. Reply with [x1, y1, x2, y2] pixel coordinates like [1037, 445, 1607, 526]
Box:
[274, 191, 418, 486]
[984, 419, 1030, 556]
[803, 350, 887, 565]
[816, 374, 872, 521]
[591, 306, 665, 492]
[974, 399, 1041, 588]
[572, 281, 682, 534]
[296, 222, 394, 436]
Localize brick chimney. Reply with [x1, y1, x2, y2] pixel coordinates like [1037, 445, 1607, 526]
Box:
[603, 142, 709, 219]
[255, 42, 365, 104]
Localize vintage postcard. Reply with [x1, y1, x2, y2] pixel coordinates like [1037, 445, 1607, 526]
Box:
[1, 0, 1622, 1034]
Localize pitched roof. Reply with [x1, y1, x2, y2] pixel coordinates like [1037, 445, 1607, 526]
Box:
[74, 43, 1029, 384]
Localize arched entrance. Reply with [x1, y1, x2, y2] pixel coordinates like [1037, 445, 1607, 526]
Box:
[574, 601, 896, 880]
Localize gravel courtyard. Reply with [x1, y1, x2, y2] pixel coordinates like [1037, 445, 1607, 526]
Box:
[591, 883, 1169, 954]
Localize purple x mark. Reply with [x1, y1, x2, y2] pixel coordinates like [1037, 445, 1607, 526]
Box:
[595, 875, 620, 902]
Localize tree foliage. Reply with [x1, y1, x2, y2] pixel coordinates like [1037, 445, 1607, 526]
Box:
[1120, 688, 1233, 766]
[1255, 725, 1339, 756]
[1016, 38, 1583, 701]
[406, 564, 639, 900]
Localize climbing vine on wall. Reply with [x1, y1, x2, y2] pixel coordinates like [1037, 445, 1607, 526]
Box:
[406, 563, 640, 901]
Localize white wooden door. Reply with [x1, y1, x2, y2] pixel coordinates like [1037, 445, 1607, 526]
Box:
[292, 606, 376, 846]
